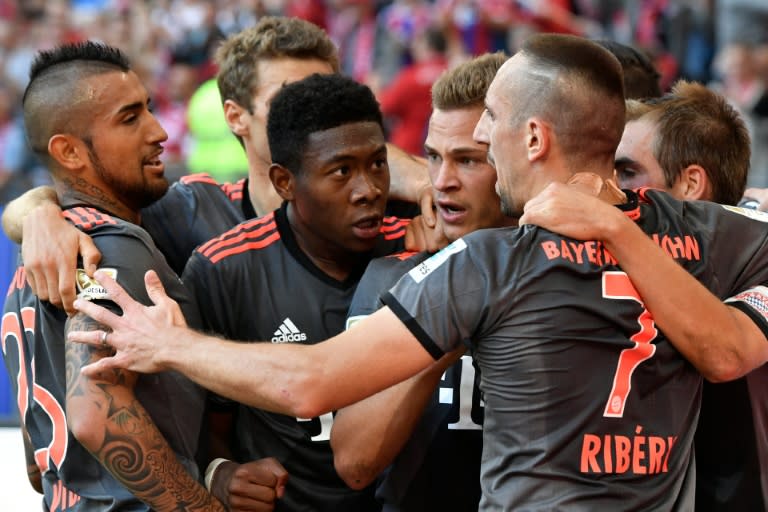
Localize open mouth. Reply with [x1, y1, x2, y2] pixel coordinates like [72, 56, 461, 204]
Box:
[352, 216, 383, 239]
[143, 153, 165, 173]
[437, 201, 466, 223]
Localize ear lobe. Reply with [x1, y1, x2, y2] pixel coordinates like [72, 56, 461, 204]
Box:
[269, 163, 294, 201]
[48, 134, 85, 171]
[223, 99, 249, 137]
[526, 118, 549, 162]
[676, 164, 712, 201]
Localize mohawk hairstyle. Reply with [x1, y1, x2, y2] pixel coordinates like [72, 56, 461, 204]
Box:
[23, 41, 131, 158]
[25, 41, 130, 104]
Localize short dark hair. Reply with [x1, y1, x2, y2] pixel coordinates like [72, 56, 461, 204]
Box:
[267, 73, 383, 173]
[517, 34, 626, 169]
[23, 41, 131, 157]
[596, 39, 662, 100]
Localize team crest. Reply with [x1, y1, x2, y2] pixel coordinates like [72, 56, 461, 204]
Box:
[75, 268, 117, 301]
[726, 286, 768, 320]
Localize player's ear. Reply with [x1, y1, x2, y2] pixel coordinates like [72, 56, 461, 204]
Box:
[269, 163, 295, 201]
[223, 99, 249, 137]
[525, 117, 549, 163]
[48, 134, 87, 173]
[674, 164, 712, 201]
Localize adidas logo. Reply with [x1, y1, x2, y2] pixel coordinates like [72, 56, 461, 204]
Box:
[271, 318, 307, 343]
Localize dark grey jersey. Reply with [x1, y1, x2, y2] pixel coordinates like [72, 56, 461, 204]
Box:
[183, 203, 408, 512]
[141, 173, 252, 275]
[382, 189, 768, 511]
[1, 206, 204, 511]
[348, 251, 483, 511]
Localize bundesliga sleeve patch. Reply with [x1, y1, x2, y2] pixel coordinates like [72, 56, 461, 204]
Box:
[345, 315, 368, 330]
[408, 238, 467, 283]
[76, 268, 117, 301]
[725, 286, 768, 322]
[722, 204, 768, 223]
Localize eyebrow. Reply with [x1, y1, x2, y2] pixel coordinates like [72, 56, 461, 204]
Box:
[613, 156, 647, 172]
[116, 98, 148, 115]
[614, 156, 639, 168]
[323, 143, 387, 165]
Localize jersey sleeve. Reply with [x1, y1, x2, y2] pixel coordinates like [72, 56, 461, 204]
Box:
[85, 228, 198, 323]
[696, 203, 768, 336]
[380, 237, 494, 359]
[141, 174, 245, 276]
[346, 252, 425, 329]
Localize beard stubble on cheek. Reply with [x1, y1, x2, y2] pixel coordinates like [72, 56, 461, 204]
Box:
[91, 148, 169, 209]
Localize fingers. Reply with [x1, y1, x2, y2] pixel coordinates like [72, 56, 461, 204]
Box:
[80, 357, 122, 378]
[417, 188, 437, 228]
[58, 258, 77, 316]
[404, 223, 423, 252]
[67, 328, 112, 349]
[25, 269, 39, 301]
[72, 296, 121, 328]
[144, 270, 167, 305]
[92, 270, 136, 313]
[79, 233, 102, 276]
[253, 458, 288, 498]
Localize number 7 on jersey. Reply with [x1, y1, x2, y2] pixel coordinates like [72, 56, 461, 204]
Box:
[602, 271, 658, 418]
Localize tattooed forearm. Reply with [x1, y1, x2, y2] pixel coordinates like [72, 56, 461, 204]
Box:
[64, 312, 224, 511]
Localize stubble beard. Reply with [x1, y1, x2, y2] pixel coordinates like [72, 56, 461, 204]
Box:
[89, 145, 168, 211]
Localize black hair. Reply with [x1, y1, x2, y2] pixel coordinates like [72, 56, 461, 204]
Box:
[596, 39, 662, 99]
[24, 41, 130, 105]
[23, 41, 131, 156]
[267, 73, 383, 173]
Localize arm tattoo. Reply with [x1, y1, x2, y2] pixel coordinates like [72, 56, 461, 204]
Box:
[65, 312, 223, 511]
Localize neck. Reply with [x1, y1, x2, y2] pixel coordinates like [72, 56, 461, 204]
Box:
[56, 180, 139, 224]
[247, 158, 282, 217]
[285, 203, 359, 282]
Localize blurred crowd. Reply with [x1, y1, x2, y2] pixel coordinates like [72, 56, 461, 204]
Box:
[0, 0, 766, 203]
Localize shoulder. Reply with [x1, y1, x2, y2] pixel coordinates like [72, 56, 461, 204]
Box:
[63, 207, 152, 246]
[62, 206, 121, 231]
[193, 212, 280, 265]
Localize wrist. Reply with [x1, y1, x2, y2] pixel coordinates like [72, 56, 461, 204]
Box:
[153, 326, 188, 371]
[602, 210, 639, 253]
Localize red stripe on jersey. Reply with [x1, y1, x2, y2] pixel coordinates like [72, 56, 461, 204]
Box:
[180, 173, 218, 186]
[221, 179, 245, 202]
[62, 207, 118, 230]
[381, 216, 409, 240]
[636, 187, 654, 203]
[388, 250, 420, 261]
[208, 231, 281, 263]
[198, 213, 278, 261]
[622, 189, 649, 221]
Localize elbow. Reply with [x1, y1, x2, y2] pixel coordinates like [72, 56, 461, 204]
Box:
[699, 351, 753, 383]
[702, 365, 742, 383]
[333, 451, 379, 490]
[289, 395, 331, 420]
[66, 400, 104, 452]
[282, 369, 337, 419]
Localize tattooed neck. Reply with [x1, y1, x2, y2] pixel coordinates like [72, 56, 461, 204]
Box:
[59, 177, 138, 223]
